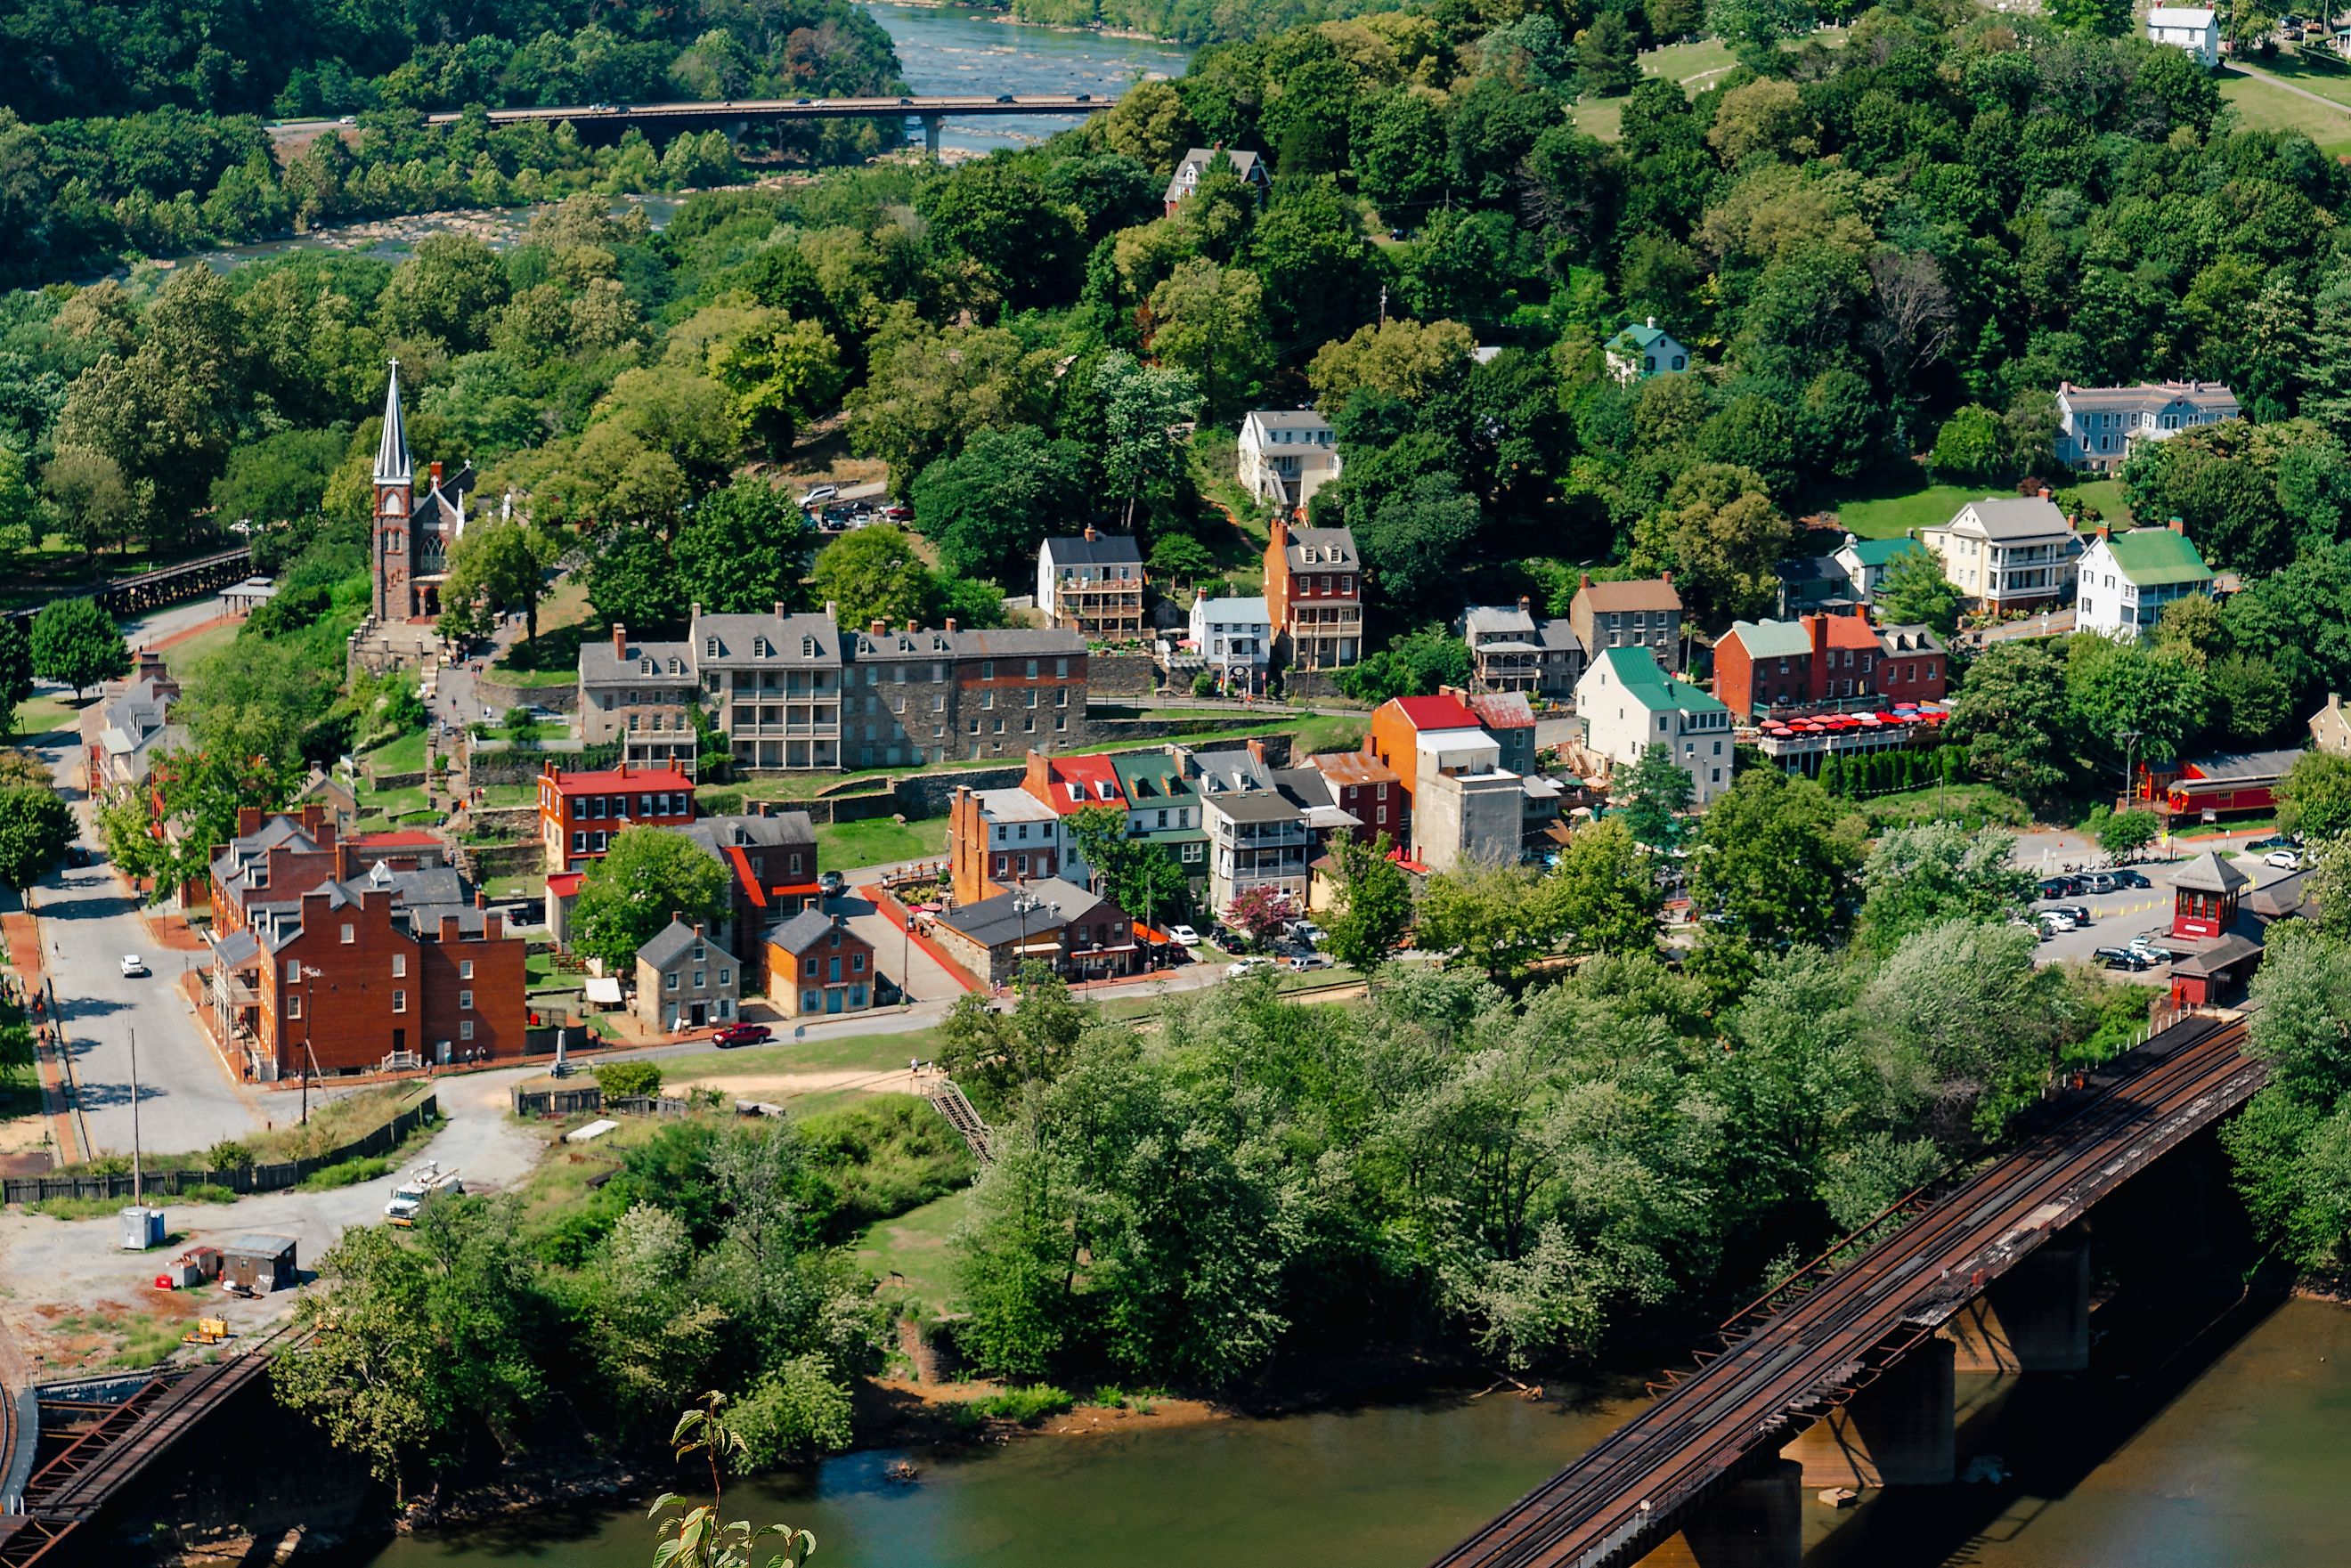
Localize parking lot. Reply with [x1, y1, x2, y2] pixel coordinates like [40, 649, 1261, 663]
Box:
[2023, 842, 2303, 976]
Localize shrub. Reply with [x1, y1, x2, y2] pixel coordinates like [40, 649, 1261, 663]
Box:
[725, 1354, 857, 1465]
[966, 1384, 1074, 1424]
[594, 1061, 663, 1101]
[297, 1155, 392, 1190]
[797, 1094, 977, 1235]
[206, 1139, 255, 1172]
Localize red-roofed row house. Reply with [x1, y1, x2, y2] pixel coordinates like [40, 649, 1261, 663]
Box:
[539, 761, 698, 873]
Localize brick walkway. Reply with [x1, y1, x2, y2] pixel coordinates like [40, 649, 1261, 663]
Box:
[2, 906, 80, 1164]
[862, 884, 982, 994]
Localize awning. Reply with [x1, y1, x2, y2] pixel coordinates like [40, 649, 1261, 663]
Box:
[1014, 938, 1062, 955]
[583, 976, 623, 1004]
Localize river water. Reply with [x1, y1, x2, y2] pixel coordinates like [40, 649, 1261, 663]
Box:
[347, 1300, 2351, 1568]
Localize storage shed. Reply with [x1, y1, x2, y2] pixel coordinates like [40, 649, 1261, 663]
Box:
[222, 1233, 298, 1294]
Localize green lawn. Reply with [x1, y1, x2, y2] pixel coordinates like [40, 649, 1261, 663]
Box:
[1826, 482, 1983, 540]
[479, 783, 537, 808]
[12, 695, 77, 736]
[659, 1024, 951, 1081]
[855, 1188, 972, 1307]
[817, 816, 949, 869]
[362, 729, 427, 775]
[2069, 478, 2132, 528]
[1567, 36, 1795, 142]
[163, 618, 240, 670]
[2219, 69, 2351, 155]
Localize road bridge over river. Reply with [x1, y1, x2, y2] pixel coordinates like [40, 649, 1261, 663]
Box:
[277, 93, 1118, 156]
[1435, 1009, 2266, 1568]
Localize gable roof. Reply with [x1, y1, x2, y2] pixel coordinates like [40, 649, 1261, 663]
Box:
[1842, 535, 1926, 567]
[1036, 754, 1128, 814]
[1590, 646, 1728, 714]
[1282, 525, 1357, 570]
[581, 636, 694, 685]
[1110, 750, 1198, 802]
[1165, 147, 1265, 203]
[1042, 533, 1143, 568]
[639, 917, 731, 970]
[1193, 596, 1270, 622]
[1387, 694, 1479, 733]
[1467, 691, 1537, 730]
[940, 878, 1106, 946]
[1607, 321, 1675, 352]
[1948, 497, 2070, 540]
[769, 908, 856, 956]
[1575, 577, 1682, 613]
[1725, 620, 1813, 660]
[2100, 527, 2212, 587]
[2059, 379, 2237, 415]
[1245, 408, 1332, 435]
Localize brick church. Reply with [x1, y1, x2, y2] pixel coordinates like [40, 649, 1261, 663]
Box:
[371, 362, 476, 623]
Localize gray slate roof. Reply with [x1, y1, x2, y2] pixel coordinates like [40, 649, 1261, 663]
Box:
[582, 637, 695, 685]
[1949, 497, 2070, 539]
[693, 611, 841, 666]
[1042, 533, 1143, 568]
[639, 917, 733, 970]
[941, 877, 1105, 946]
[769, 908, 850, 956]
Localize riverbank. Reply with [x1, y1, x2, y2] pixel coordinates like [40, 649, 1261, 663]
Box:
[872, 0, 1175, 45]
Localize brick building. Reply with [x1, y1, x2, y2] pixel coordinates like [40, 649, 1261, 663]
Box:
[579, 623, 698, 772]
[370, 362, 475, 624]
[932, 877, 1137, 987]
[948, 784, 1064, 907]
[1264, 517, 1363, 670]
[768, 909, 877, 1017]
[538, 761, 696, 873]
[680, 813, 819, 988]
[1306, 751, 1406, 848]
[208, 849, 525, 1082]
[1567, 574, 1684, 674]
[1713, 610, 1950, 720]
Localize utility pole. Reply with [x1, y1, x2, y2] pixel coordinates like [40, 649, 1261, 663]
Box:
[2119, 729, 2143, 816]
[129, 1028, 142, 1205]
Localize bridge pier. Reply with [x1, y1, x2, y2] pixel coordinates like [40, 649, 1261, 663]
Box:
[1939, 1231, 2091, 1373]
[922, 114, 942, 158]
[1634, 1458, 1802, 1568]
[1782, 1336, 1955, 1488]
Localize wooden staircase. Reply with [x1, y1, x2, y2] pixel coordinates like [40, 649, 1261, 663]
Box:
[928, 1080, 994, 1163]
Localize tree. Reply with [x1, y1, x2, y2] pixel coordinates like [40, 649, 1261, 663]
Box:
[273, 1224, 444, 1499]
[0, 619, 32, 735]
[1872, 545, 1962, 635]
[1334, 627, 1473, 703]
[2278, 752, 2351, 844]
[809, 529, 934, 631]
[442, 518, 558, 646]
[1414, 863, 1572, 980]
[1146, 262, 1271, 423]
[1928, 404, 2009, 483]
[587, 526, 687, 631]
[1946, 640, 2071, 800]
[2048, 0, 2131, 34]
[1551, 818, 1664, 955]
[1225, 884, 1295, 945]
[2065, 637, 2209, 766]
[1690, 771, 1864, 946]
[1617, 743, 1694, 850]
[708, 313, 842, 460]
[1101, 81, 1199, 175]
[1097, 351, 1200, 533]
[674, 481, 813, 617]
[571, 828, 733, 971]
[1308, 318, 1477, 408]
[1853, 822, 2034, 955]
[29, 597, 128, 698]
[1357, 91, 1449, 214]
[1707, 0, 1817, 61]
[846, 309, 1053, 493]
[43, 446, 137, 564]
[651, 1396, 818, 1568]
[1063, 804, 1190, 927]
[0, 439, 40, 559]
[1322, 833, 1414, 969]
[1147, 533, 1214, 587]
[0, 784, 71, 888]
[910, 426, 1089, 585]
[2094, 808, 2160, 860]
[1628, 464, 1792, 627]
[1360, 475, 1482, 619]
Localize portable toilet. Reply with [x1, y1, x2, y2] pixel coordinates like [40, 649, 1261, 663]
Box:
[118, 1206, 167, 1251]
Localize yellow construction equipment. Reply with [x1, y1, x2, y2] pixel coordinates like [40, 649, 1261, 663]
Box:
[183, 1317, 229, 1345]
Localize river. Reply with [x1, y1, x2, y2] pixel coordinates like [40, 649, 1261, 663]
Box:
[343, 1299, 2351, 1568]
[158, 4, 1186, 280]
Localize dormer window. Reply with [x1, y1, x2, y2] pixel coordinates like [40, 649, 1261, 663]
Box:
[705, 637, 719, 657]
[752, 636, 770, 657]
[801, 636, 816, 656]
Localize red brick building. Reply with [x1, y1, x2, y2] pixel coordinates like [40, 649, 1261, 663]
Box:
[207, 839, 525, 1082]
[1306, 751, 1407, 847]
[768, 909, 879, 1017]
[538, 761, 697, 873]
[1712, 609, 1949, 720]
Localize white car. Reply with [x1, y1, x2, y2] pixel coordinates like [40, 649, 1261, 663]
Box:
[120, 955, 148, 977]
[798, 483, 839, 508]
[1167, 924, 1202, 946]
[1227, 956, 1272, 979]
[2266, 849, 2303, 871]
[2038, 911, 2078, 933]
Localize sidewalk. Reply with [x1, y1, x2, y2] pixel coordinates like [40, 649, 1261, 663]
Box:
[0, 906, 77, 1165]
[861, 883, 983, 994]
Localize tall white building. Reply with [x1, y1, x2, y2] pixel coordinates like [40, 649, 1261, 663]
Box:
[1574, 646, 1734, 808]
[2076, 521, 2215, 640]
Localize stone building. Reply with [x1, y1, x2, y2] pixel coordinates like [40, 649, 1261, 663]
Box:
[634, 919, 740, 1032]
[579, 623, 698, 771]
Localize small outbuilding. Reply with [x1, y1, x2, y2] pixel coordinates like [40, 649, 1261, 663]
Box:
[222, 1233, 298, 1294]
[2169, 850, 2249, 941]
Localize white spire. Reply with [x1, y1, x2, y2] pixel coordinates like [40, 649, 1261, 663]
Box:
[374, 360, 411, 485]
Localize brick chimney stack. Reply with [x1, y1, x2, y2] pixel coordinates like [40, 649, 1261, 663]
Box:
[476, 889, 486, 910]
[1517, 595, 1532, 614]
[2097, 524, 2111, 541]
[1579, 573, 1592, 589]
[1083, 525, 1098, 542]
[2168, 516, 2185, 534]
[613, 622, 627, 658]
[1661, 569, 1674, 585]
[430, 460, 443, 487]
[945, 618, 959, 633]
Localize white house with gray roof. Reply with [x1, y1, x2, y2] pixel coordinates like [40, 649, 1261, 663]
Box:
[1163, 147, 1269, 215]
[1239, 409, 1342, 508]
[2145, 6, 2218, 64]
[2055, 379, 2238, 472]
[1917, 496, 2085, 613]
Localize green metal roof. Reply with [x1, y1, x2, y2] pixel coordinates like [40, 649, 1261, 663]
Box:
[1608, 322, 1672, 352]
[1596, 646, 1728, 715]
[1843, 536, 1925, 567]
[2103, 527, 2212, 588]
[1727, 619, 1813, 660]
[1109, 751, 1197, 802]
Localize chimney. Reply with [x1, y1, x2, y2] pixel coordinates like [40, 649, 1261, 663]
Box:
[1024, 750, 1052, 799]
[871, 619, 887, 636]
[824, 599, 836, 622]
[429, 460, 443, 487]
[945, 617, 959, 633]
[1579, 573, 1592, 589]
[2096, 524, 2111, 541]
[2038, 485, 2054, 500]
[618, 760, 630, 779]
[612, 622, 627, 659]
[1517, 595, 1532, 614]
[1808, 613, 1827, 666]
[476, 889, 487, 910]
[691, 601, 703, 621]
[832, 913, 846, 931]
[2168, 516, 2184, 535]
[1083, 525, 1098, 542]
[1646, 315, 1656, 329]
[693, 922, 704, 938]
[1246, 738, 1267, 765]
[776, 601, 789, 619]
[1660, 570, 1674, 585]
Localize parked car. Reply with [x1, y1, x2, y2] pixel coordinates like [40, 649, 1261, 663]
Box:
[1167, 923, 1202, 946]
[2048, 904, 2092, 927]
[2036, 876, 2078, 900]
[120, 955, 148, 977]
[2038, 911, 2078, 933]
[2078, 872, 2119, 895]
[818, 870, 847, 898]
[798, 483, 839, 508]
[64, 845, 90, 867]
[2130, 937, 2179, 963]
[882, 502, 912, 521]
[1285, 953, 1332, 972]
[2111, 869, 2151, 889]
[2248, 834, 2298, 853]
[1227, 956, 1272, 978]
[2095, 947, 2152, 971]
[2266, 849, 2303, 871]
[995, 93, 1016, 102]
[714, 1023, 774, 1048]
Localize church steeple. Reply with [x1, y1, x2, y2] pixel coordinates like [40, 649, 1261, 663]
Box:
[374, 360, 411, 485]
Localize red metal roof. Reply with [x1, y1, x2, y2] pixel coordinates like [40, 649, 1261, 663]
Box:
[1387, 695, 1479, 732]
[1037, 753, 1128, 813]
[539, 764, 695, 795]
[547, 873, 583, 898]
[348, 829, 443, 849]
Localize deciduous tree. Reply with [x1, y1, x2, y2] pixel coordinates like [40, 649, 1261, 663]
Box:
[29, 597, 128, 697]
[571, 828, 732, 971]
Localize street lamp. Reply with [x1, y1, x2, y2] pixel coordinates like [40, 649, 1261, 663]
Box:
[292, 963, 327, 1125]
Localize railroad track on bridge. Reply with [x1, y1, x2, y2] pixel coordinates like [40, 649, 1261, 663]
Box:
[1435, 1011, 2266, 1568]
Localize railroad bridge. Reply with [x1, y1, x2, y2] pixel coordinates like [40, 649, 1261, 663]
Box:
[1436, 1009, 2267, 1568]
[2, 548, 253, 626]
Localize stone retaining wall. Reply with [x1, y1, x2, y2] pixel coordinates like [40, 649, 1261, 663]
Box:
[477, 674, 581, 713]
[1089, 651, 1163, 697]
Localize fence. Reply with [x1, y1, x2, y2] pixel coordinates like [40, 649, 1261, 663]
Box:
[508, 1086, 691, 1118]
[0, 1094, 437, 1206]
